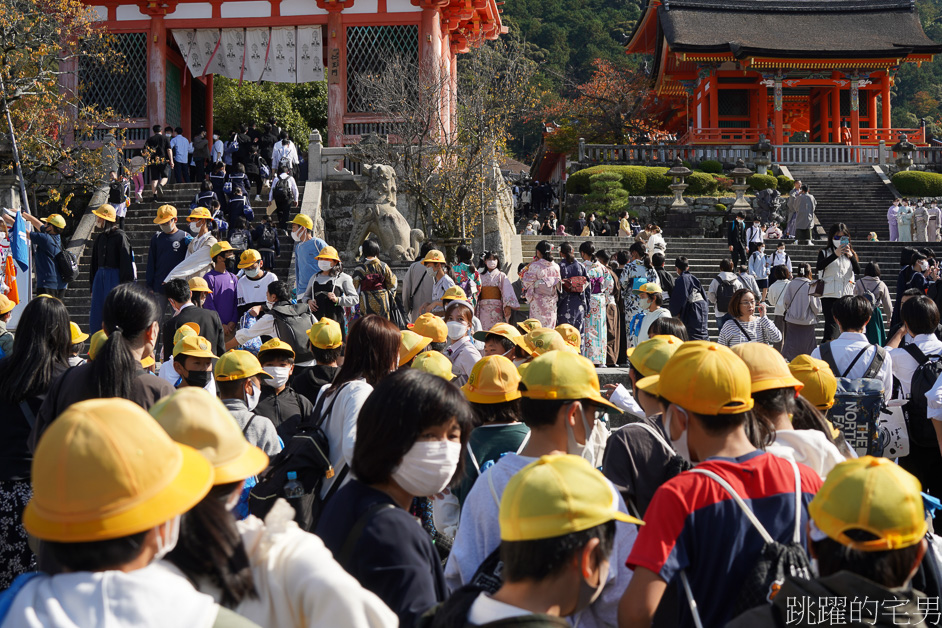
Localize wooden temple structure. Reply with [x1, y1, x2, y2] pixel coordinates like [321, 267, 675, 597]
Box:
[77, 0, 505, 149]
[626, 0, 942, 147]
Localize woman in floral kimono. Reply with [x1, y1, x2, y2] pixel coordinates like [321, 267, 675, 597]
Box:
[452, 244, 482, 309]
[580, 241, 613, 366]
[556, 242, 588, 335]
[621, 242, 659, 348]
[521, 240, 561, 328]
[476, 251, 519, 330]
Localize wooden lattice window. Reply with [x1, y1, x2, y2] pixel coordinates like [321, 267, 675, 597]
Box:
[166, 63, 182, 129]
[345, 25, 418, 113]
[79, 32, 148, 119]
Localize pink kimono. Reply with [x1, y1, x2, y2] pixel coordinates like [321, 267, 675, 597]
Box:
[476, 269, 520, 330]
[521, 258, 561, 328]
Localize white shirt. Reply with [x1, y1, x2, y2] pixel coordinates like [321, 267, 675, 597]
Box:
[444, 454, 637, 628]
[891, 333, 942, 397]
[268, 173, 299, 203]
[746, 225, 764, 244]
[468, 593, 532, 624]
[272, 141, 299, 168]
[211, 138, 225, 162]
[812, 332, 894, 402]
[238, 270, 279, 308]
[766, 429, 846, 480]
[233, 310, 315, 367]
[314, 380, 374, 498]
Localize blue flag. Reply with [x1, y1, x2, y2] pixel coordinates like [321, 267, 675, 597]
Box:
[10, 211, 29, 272]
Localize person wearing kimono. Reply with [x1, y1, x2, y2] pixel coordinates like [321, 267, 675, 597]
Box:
[897, 202, 915, 242]
[556, 243, 588, 336]
[521, 241, 561, 328]
[476, 253, 519, 330]
[351, 239, 397, 320]
[452, 245, 481, 309]
[621, 243, 659, 348]
[580, 242, 613, 366]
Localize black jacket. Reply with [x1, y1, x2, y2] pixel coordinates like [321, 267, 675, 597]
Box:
[162, 305, 226, 359]
[254, 385, 313, 442]
[90, 227, 134, 290]
[728, 220, 747, 248]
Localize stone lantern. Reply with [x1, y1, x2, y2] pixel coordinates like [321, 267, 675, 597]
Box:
[752, 135, 773, 175]
[893, 134, 915, 172]
[730, 158, 753, 211]
[666, 157, 692, 209]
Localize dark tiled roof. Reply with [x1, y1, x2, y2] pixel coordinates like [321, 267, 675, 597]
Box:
[659, 0, 942, 57]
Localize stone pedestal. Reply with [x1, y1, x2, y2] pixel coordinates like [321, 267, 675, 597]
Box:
[668, 183, 689, 209]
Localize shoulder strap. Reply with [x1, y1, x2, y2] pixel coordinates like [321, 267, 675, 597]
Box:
[903, 342, 928, 366]
[679, 570, 705, 628]
[0, 572, 42, 623]
[732, 319, 754, 342]
[19, 401, 36, 429]
[242, 414, 256, 436]
[309, 381, 352, 430]
[688, 468, 774, 544]
[630, 421, 675, 455]
[841, 346, 871, 379]
[819, 342, 839, 375]
[410, 268, 428, 301]
[486, 466, 501, 509]
[337, 501, 396, 566]
[863, 346, 887, 380]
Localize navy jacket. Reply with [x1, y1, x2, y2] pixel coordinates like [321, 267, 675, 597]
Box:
[670, 271, 709, 340]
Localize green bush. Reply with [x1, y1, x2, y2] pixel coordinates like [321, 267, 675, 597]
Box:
[685, 171, 718, 195]
[891, 171, 942, 196]
[699, 159, 723, 174]
[747, 174, 778, 191]
[776, 175, 795, 195]
[582, 172, 629, 218]
[567, 165, 646, 195]
[621, 168, 647, 195]
[716, 204, 727, 212]
[644, 167, 671, 195]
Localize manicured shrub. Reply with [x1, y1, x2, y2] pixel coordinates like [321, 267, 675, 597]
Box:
[643, 167, 672, 195]
[620, 168, 647, 195]
[716, 204, 727, 211]
[699, 159, 723, 174]
[582, 172, 629, 217]
[892, 171, 942, 196]
[685, 171, 718, 195]
[776, 175, 795, 194]
[747, 174, 778, 191]
[567, 165, 647, 195]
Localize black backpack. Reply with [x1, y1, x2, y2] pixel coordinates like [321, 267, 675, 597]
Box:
[902, 344, 942, 448]
[248, 382, 351, 531]
[229, 229, 249, 251]
[269, 302, 316, 363]
[257, 223, 276, 249]
[714, 276, 737, 313]
[273, 176, 291, 202]
[682, 458, 812, 622]
[54, 239, 79, 284]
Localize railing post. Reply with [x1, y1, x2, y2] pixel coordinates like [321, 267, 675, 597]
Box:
[578, 138, 585, 163]
[308, 130, 324, 182]
[879, 140, 886, 168]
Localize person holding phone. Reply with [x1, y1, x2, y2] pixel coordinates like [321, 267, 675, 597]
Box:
[817, 223, 861, 342]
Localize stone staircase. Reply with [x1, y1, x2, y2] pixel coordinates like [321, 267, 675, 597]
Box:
[522, 235, 921, 341]
[786, 165, 896, 242]
[65, 183, 301, 332]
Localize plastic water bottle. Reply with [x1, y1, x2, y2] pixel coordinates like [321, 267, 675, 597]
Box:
[284, 471, 304, 499]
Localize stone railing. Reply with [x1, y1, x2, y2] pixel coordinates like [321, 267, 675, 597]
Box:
[307, 130, 357, 181]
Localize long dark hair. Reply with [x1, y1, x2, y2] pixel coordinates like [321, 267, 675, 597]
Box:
[0, 297, 70, 403]
[559, 242, 576, 264]
[579, 241, 596, 262]
[329, 314, 400, 392]
[94, 284, 161, 398]
[166, 483, 257, 607]
[535, 240, 554, 263]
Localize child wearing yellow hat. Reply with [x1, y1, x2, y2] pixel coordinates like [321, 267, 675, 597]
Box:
[291, 317, 343, 403]
[410, 351, 456, 381]
[255, 338, 317, 442]
[411, 312, 448, 352]
[68, 321, 89, 366]
[300, 246, 357, 334]
[215, 350, 282, 457]
[170, 335, 218, 396]
[237, 248, 279, 313]
[447, 351, 635, 625]
[419, 249, 456, 315]
[623, 341, 824, 628]
[0, 293, 15, 356]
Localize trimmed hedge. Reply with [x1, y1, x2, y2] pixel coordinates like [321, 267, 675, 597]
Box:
[716, 204, 727, 212]
[644, 167, 672, 195]
[699, 159, 723, 174]
[747, 174, 778, 191]
[891, 171, 942, 196]
[621, 168, 647, 195]
[567, 165, 672, 195]
[686, 171, 718, 195]
[776, 175, 795, 195]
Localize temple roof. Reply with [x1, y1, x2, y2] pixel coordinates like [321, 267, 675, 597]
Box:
[628, 0, 942, 58]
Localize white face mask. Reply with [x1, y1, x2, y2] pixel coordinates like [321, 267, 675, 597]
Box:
[317, 260, 334, 271]
[245, 380, 261, 411]
[153, 516, 181, 561]
[832, 237, 842, 247]
[426, 265, 437, 277]
[574, 556, 610, 613]
[663, 405, 691, 463]
[246, 266, 262, 279]
[262, 366, 291, 388]
[159, 222, 175, 234]
[566, 405, 596, 466]
[917, 261, 930, 273]
[485, 260, 497, 270]
[391, 440, 462, 497]
[446, 321, 468, 340]
[291, 230, 301, 242]
[189, 222, 201, 234]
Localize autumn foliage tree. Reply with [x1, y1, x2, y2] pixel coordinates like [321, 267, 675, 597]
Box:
[0, 0, 122, 211]
[539, 59, 654, 153]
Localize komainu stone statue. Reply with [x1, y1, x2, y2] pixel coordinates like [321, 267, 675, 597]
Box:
[346, 164, 425, 262]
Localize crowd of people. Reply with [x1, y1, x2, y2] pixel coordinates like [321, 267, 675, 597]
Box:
[887, 198, 942, 243]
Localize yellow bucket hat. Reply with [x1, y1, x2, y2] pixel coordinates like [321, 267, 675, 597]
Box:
[172, 335, 218, 359]
[154, 205, 177, 225]
[411, 350, 455, 381]
[151, 388, 269, 485]
[188, 207, 213, 222]
[555, 324, 581, 349]
[307, 317, 342, 350]
[520, 350, 619, 411]
[473, 322, 522, 344]
[290, 214, 314, 231]
[809, 456, 928, 552]
[462, 355, 522, 404]
[789, 354, 838, 411]
[214, 350, 267, 382]
[258, 338, 296, 360]
[514, 328, 573, 357]
[210, 242, 234, 259]
[69, 321, 89, 345]
[637, 341, 754, 416]
[238, 249, 262, 269]
[92, 204, 116, 222]
[24, 398, 214, 542]
[400, 329, 432, 366]
[411, 312, 448, 343]
[188, 277, 211, 293]
[422, 249, 447, 266]
[731, 343, 804, 394]
[500, 455, 641, 541]
[88, 330, 108, 360]
[173, 322, 200, 347]
[626, 335, 683, 378]
[42, 214, 67, 230]
[0, 294, 14, 316]
[442, 286, 468, 302]
[517, 318, 542, 333]
[316, 246, 341, 262]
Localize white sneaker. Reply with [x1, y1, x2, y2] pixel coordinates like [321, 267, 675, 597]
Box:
[254, 195, 262, 202]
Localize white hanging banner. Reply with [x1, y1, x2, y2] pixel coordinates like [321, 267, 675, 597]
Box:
[172, 27, 324, 83]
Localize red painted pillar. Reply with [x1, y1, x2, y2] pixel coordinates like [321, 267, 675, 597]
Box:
[708, 74, 718, 130]
[758, 83, 768, 137]
[205, 75, 214, 138]
[147, 15, 167, 126]
[868, 90, 877, 130]
[440, 30, 450, 136]
[418, 1, 444, 136]
[325, 7, 345, 147]
[830, 79, 840, 143]
[881, 75, 892, 131]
